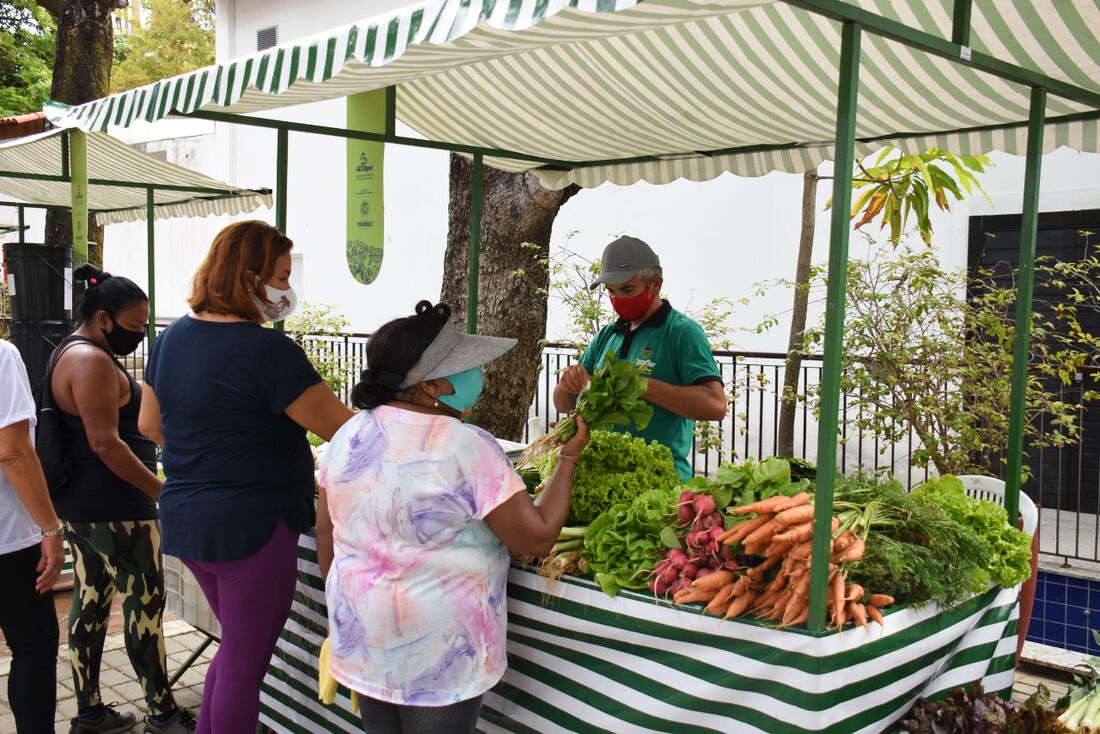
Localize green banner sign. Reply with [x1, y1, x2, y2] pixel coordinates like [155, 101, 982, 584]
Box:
[346, 90, 385, 284]
[69, 129, 88, 266]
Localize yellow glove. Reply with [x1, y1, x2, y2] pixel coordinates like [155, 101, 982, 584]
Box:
[318, 637, 360, 714]
[317, 637, 338, 705]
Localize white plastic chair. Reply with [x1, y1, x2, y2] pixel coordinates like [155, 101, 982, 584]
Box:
[957, 474, 1038, 535]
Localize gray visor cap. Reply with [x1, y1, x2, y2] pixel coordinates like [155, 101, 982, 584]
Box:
[588, 235, 661, 290]
[399, 322, 517, 389]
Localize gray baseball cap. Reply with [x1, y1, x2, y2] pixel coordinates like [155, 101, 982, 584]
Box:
[589, 236, 661, 290]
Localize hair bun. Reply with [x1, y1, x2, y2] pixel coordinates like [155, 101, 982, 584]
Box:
[413, 300, 451, 323]
[73, 263, 110, 284]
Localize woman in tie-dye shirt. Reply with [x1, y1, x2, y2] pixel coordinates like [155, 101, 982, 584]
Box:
[316, 301, 589, 734]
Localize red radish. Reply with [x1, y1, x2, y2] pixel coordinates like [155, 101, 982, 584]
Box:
[679, 490, 695, 504]
[657, 566, 678, 586]
[718, 544, 733, 562]
[677, 504, 695, 524]
[695, 567, 712, 580]
[704, 540, 718, 555]
[698, 513, 721, 530]
[681, 563, 698, 579]
[688, 551, 708, 565]
[710, 525, 727, 542]
[692, 494, 717, 516]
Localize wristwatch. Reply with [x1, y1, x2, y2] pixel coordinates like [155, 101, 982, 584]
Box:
[41, 525, 65, 537]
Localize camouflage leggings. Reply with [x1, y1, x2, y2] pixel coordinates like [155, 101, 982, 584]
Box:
[65, 519, 176, 715]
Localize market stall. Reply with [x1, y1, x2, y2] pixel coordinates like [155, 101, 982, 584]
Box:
[38, 0, 1100, 731]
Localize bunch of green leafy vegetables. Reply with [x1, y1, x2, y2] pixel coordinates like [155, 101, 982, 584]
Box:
[536, 429, 678, 524]
[715, 456, 814, 509]
[910, 475, 1033, 589]
[520, 349, 652, 465]
[582, 486, 679, 596]
[836, 472, 994, 607]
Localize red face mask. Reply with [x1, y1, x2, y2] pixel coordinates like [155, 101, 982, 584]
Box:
[610, 283, 657, 322]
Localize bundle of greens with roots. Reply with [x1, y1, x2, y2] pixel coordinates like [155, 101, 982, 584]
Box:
[519, 349, 653, 466]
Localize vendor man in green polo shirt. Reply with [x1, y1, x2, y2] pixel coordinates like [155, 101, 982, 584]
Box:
[553, 236, 727, 480]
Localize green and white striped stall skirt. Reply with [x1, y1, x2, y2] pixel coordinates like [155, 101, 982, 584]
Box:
[258, 538, 1019, 734]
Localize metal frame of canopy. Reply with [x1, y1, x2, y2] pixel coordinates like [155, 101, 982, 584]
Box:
[39, 0, 1100, 633]
[0, 128, 273, 343]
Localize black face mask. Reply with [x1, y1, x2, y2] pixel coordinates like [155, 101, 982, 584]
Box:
[102, 316, 146, 356]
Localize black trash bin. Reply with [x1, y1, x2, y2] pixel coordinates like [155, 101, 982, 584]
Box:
[2, 243, 72, 322]
[9, 319, 74, 389]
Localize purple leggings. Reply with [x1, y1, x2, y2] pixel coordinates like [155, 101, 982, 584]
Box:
[183, 519, 299, 734]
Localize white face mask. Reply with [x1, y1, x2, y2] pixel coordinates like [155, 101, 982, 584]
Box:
[251, 283, 298, 322]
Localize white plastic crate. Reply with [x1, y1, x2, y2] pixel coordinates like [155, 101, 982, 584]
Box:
[163, 554, 221, 638]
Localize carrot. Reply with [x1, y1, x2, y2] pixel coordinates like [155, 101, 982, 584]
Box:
[778, 607, 809, 629]
[832, 530, 854, 552]
[673, 587, 718, 605]
[731, 492, 806, 515]
[718, 513, 774, 544]
[691, 569, 734, 591]
[831, 534, 865, 563]
[829, 571, 846, 627]
[729, 575, 749, 597]
[764, 539, 796, 559]
[773, 521, 815, 545]
[774, 504, 814, 527]
[742, 519, 781, 549]
[724, 590, 757, 620]
[753, 553, 785, 572]
[705, 584, 738, 615]
[768, 492, 812, 514]
[745, 565, 766, 583]
[843, 583, 865, 602]
[866, 604, 885, 627]
[847, 601, 868, 631]
[787, 539, 814, 561]
[867, 594, 895, 608]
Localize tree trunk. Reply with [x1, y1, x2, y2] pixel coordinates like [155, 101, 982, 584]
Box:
[441, 154, 579, 441]
[41, 0, 116, 273]
[776, 169, 819, 457]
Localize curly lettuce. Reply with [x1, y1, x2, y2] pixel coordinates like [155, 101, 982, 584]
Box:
[536, 429, 678, 525]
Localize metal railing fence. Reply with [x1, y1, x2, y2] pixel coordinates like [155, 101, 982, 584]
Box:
[116, 329, 1097, 567]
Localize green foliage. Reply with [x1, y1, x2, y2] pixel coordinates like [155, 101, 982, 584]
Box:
[835, 472, 994, 607]
[284, 302, 351, 396]
[536, 429, 678, 525]
[575, 349, 652, 432]
[111, 0, 215, 94]
[0, 1, 56, 116]
[582, 486, 679, 596]
[911, 475, 1033, 588]
[846, 147, 992, 247]
[798, 241, 1100, 478]
[718, 456, 812, 510]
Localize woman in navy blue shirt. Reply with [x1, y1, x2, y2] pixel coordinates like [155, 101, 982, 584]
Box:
[140, 220, 353, 734]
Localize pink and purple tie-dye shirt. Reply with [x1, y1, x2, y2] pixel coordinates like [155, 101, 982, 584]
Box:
[318, 405, 526, 706]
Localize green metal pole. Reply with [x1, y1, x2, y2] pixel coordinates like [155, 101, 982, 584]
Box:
[385, 86, 396, 138]
[1004, 86, 1047, 524]
[146, 188, 156, 348]
[808, 20, 862, 632]
[467, 154, 483, 335]
[69, 129, 89, 267]
[274, 127, 288, 333]
[951, 0, 973, 47]
[17, 205, 24, 244]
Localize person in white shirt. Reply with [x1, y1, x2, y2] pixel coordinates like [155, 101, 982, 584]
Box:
[0, 338, 65, 732]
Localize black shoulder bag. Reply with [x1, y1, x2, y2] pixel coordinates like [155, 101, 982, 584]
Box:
[33, 335, 100, 495]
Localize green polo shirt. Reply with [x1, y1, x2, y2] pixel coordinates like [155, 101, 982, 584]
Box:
[578, 301, 722, 480]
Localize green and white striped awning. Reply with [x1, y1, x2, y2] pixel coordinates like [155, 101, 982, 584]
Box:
[0, 128, 271, 224]
[44, 0, 1100, 189]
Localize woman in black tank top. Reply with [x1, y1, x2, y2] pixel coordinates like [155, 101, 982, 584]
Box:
[50, 265, 194, 733]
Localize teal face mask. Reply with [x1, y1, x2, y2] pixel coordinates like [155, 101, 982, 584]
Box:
[438, 367, 484, 413]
